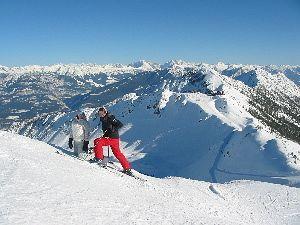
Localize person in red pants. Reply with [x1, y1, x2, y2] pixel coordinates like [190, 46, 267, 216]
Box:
[90, 106, 132, 176]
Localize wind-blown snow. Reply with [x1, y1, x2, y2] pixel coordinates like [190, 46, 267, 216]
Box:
[1, 131, 299, 225]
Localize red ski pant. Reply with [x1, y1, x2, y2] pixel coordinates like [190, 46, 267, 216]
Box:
[94, 137, 131, 170]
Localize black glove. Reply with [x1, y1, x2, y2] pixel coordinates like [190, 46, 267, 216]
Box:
[68, 138, 73, 149]
[83, 140, 89, 153]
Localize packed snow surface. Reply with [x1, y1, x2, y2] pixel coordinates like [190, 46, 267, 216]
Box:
[1, 131, 299, 225]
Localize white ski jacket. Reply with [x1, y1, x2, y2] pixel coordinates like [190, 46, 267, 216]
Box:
[70, 117, 90, 141]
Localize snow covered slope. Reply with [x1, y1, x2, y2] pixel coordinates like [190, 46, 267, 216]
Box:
[1, 131, 299, 225]
[1, 60, 300, 187]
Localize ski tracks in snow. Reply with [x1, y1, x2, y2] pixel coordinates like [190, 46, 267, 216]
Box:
[209, 131, 235, 183]
[208, 184, 225, 200]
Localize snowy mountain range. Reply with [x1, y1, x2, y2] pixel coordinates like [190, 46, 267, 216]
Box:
[1, 60, 300, 187]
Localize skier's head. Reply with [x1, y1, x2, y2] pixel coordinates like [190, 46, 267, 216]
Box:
[76, 111, 86, 120]
[98, 106, 107, 118]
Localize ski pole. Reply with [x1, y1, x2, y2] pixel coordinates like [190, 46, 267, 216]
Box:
[107, 144, 110, 158]
[102, 129, 110, 158]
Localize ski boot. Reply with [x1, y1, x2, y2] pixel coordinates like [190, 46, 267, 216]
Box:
[122, 168, 133, 177]
[89, 157, 100, 163]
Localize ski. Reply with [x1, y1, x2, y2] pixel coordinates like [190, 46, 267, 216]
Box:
[101, 162, 147, 182]
[55, 150, 147, 182]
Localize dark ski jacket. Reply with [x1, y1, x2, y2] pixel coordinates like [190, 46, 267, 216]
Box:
[100, 113, 123, 138]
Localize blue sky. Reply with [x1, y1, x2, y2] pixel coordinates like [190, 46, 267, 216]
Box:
[0, 0, 299, 66]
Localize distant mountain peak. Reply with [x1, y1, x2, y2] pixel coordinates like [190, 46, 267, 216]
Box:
[161, 59, 192, 69]
[129, 60, 160, 71]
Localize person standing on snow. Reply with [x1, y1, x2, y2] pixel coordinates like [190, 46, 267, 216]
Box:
[89, 107, 132, 176]
[69, 111, 90, 159]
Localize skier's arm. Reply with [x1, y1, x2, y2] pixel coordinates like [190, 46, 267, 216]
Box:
[109, 115, 123, 130]
[69, 121, 74, 139]
[83, 120, 90, 141]
[69, 120, 74, 149]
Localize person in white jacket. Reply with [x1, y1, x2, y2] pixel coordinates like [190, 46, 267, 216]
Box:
[69, 111, 90, 159]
